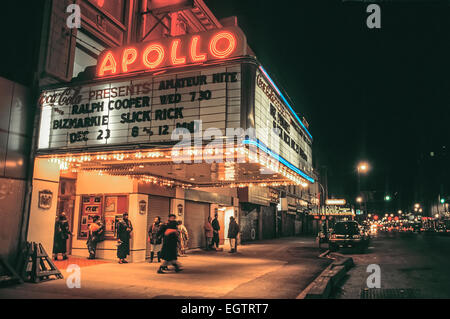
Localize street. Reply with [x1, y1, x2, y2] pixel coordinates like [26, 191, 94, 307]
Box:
[0, 237, 331, 299]
[332, 231, 450, 299]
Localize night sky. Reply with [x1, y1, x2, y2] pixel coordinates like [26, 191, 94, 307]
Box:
[205, 0, 450, 209]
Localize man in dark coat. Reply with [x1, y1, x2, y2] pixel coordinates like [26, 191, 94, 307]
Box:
[211, 212, 220, 250]
[116, 212, 133, 264]
[148, 216, 163, 263]
[227, 216, 240, 253]
[157, 214, 183, 273]
[53, 212, 71, 260]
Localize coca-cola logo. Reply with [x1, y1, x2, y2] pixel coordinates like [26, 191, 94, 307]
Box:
[39, 87, 82, 107]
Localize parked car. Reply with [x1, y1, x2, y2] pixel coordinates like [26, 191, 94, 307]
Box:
[329, 221, 370, 253]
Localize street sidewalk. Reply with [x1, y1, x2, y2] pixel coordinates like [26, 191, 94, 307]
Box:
[0, 236, 331, 299]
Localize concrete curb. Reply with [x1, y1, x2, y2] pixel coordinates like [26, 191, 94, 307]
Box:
[296, 256, 354, 299]
[318, 249, 330, 258]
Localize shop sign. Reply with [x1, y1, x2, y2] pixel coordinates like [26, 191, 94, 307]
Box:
[177, 204, 184, 216]
[326, 199, 346, 206]
[38, 190, 53, 209]
[96, 27, 246, 78]
[139, 200, 147, 214]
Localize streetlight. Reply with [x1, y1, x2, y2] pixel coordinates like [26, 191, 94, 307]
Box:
[357, 162, 370, 174]
[356, 161, 370, 221]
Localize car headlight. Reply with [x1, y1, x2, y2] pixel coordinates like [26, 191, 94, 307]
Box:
[353, 235, 361, 239]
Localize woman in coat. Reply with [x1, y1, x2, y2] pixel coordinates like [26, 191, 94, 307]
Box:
[204, 216, 214, 250]
[157, 215, 183, 273]
[53, 212, 71, 260]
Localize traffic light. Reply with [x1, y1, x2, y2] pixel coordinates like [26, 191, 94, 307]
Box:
[384, 195, 391, 201]
[441, 197, 446, 204]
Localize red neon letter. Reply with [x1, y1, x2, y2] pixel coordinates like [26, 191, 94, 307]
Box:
[122, 48, 137, 73]
[143, 44, 165, 69]
[170, 39, 186, 65]
[98, 52, 117, 76]
[209, 31, 237, 59]
[190, 36, 207, 62]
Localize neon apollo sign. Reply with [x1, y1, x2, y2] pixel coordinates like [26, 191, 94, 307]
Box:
[96, 27, 247, 77]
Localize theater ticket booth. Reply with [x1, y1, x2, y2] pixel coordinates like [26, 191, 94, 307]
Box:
[26, 26, 315, 262]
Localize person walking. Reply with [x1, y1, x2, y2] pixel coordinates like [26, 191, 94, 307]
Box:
[228, 216, 240, 253]
[204, 216, 214, 250]
[211, 212, 220, 250]
[177, 220, 189, 256]
[116, 212, 133, 264]
[157, 214, 183, 274]
[53, 212, 72, 261]
[86, 215, 104, 259]
[148, 216, 163, 263]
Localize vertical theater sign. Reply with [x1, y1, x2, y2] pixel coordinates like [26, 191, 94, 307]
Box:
[29, 26, 315, 261]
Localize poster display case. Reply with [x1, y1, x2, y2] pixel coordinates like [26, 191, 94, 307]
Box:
[78, 194, 128, 239]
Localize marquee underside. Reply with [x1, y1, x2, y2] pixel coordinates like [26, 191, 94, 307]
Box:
[40, 146, 312, 188]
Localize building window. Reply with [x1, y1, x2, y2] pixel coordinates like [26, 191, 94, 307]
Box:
[87, 0, 126, 23]
[73, 30, 105, 79]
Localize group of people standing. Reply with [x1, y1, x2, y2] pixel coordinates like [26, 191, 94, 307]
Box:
[52, 210, 241, 270]
[204, 213, 240, 253]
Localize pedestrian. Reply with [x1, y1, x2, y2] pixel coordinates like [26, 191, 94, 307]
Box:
[204, 216, 214, 250]
[177, 220, 189, 256]
[228, 216, 240, 253]
[148, 216, 163, 263]
[157, 214, 183, 274]
[211, 212, 220, 250]
[86, 215, 104, 259]
[116, 212, 133, 264]
[53, 212, 71, 261]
